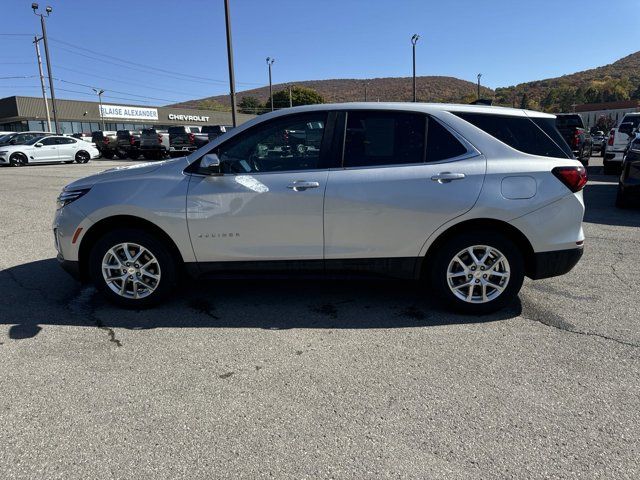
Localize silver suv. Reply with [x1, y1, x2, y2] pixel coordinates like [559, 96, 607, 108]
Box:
[54, 103, 586, 314]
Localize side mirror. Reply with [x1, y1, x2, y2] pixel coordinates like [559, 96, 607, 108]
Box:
[200, 153, 223, 176]
[34, 143, 43, 148]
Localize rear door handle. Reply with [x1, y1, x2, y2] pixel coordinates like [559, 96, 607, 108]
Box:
[287, 181, 320, 191]
[431, 172, 466, 183]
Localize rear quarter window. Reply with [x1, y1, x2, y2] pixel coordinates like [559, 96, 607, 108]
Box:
[453, 112, 571, 159]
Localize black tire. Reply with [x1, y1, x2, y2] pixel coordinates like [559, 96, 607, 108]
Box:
[615, 184, 629, 209]
[102, 151, 114, 160]
[116, 149, 128, 160]
[9, 152, 27, 167]
[89, 228, 176, 308]
[428, 231, 524, 314]
[75, 150, 90, 164]
[129, 149, 140, 160]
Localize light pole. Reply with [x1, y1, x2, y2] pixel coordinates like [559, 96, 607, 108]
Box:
[266, 57, 275, 111]
[93, 88, 105, 130]
[33, 35, 51, 132]
[223, 0, 237, 127]
[411, 34, 420, 103]
[477, 73, 482, 100]
[32, 3, 59, 134]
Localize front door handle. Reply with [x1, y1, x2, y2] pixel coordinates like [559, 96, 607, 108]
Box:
[431, 172, 466, 183]
[287, 181, 320, 191]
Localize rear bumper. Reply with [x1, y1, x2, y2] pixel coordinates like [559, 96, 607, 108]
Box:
[528, 247, 583, 280]
[605, 151, 624, 162]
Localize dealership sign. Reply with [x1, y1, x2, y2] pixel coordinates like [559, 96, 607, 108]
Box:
[168, 113, 211, 122]
[99, 104, 159, 121]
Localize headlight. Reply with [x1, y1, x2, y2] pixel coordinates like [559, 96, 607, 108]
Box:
[56, 188, 90, 209]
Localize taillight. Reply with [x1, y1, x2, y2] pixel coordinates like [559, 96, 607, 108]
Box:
[573, 128, 582, 148]
[188, 133, 195, 144]
[608, 129, 615, 146]
[103, 137, 109, 145]
[130, 136, 135, 145]
[552, 166, 588, 192]
[157, 133, 163, 143]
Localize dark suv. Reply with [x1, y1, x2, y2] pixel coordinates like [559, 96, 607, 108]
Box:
[115, 130, 142, 159]
[555, 114, 593, 165]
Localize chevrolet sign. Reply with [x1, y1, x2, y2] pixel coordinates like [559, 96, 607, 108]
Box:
[168, 114, 211, 122]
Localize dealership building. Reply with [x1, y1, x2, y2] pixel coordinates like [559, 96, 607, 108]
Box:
[0, 96, 255, 133]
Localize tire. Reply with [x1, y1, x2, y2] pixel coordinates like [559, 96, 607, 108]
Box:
[129, 149, 140, 160]
[75, 150, 90, 164]
[428, 231, 524, 314]
[116, 149, 128, 160]
[89, 228, 176, 308]
[615, 184, 629, 209]
[9, 152, 27, 167]
[102, 151, 114, 160]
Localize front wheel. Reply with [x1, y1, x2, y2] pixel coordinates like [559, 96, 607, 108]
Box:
[9, 152, 27, 167]
[89, 229, 176, 308]
[428, 232, 524, 314]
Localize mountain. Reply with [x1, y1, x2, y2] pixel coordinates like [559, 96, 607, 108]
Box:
[494, 51, 640, 111]
[171, 76, 494, 110]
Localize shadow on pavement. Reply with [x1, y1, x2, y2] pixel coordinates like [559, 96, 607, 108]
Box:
[1, 258, 522, 340]
[583, 177, 640, 226]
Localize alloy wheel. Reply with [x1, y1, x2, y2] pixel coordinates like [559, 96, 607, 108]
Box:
[101, 242, 161, 300]
[446, 245, 510, 304]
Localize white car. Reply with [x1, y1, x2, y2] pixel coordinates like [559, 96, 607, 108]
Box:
[603, 113, 640, 174]
[0, 135, 100, 166]
[54, 103, 586, 314]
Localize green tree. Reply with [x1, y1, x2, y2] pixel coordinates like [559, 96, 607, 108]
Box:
[196, 99, 229, 112]
[520, 93, 530, 109]
[239, 96, 262, 114]
[266, 85, 325, 110]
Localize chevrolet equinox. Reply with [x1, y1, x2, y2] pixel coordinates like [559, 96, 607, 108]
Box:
[54, 103, 586, 314]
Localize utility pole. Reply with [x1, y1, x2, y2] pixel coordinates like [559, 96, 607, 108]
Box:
[223, 0, 237, 127]
[32, 3, 59, 134]
[266, 57, 275, 111]
[288, 84, 292, 108]
[93, 88, 105, 130]
[411, 34, 420, 102]
[477, 73, 482, 100]
[33, 35, 51, 132]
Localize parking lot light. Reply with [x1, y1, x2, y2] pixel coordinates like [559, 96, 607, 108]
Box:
[93, 88, 105, 130]
[477, 73, 482, 100]
[411, 34, 420, 103]
[266, 57, 275, 112]
[32, 3, 59, 134]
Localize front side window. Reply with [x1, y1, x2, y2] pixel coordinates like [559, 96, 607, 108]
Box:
[453, 112, 571, 159]
[218, 113, 327, 173]
[343, 111, 425, 167]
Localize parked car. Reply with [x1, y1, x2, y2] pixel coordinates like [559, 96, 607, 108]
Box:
[0, 135, 100, 166]
[91, 131, 118, 159]
[54, 103, 586, 314]
[555, 114, 592, 164]
[616, 133, 640, 208]
[603, 113, 640, 174]
[115, 130, 142, 159]
[139, 128, 169, 160]
[168, 126, 208, 157]
[201, 125, 233, 142]
[0, 131, 53, 146]
[590, 130, 605, 153]
[71, 132, 97, 148]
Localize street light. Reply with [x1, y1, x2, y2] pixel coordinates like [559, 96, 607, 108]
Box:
[223, 0, 237, 127]
[411, 34, 420, 103]
[266, 57, 275, 111]
[93, 88, 105, 130]
[477, 73, 482, 100]
[32, 3, 59, 134]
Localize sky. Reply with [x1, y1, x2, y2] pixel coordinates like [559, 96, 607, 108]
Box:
[1, 0, 639, 106]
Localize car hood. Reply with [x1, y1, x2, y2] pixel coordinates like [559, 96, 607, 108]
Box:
[63, 157, 189, 190]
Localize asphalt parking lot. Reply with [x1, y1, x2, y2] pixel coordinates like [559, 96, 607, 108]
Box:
[0, 156, 638, 479]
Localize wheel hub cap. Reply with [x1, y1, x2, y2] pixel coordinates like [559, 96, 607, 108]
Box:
[446, 245, 510, 304]
[101, 242, 161, 300]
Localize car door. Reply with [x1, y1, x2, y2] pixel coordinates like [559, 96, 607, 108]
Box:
[31, 136, 59, 163]
[186, 111, 334, 269]
[56, 137, 77, 161]
[323, 111, 486, 276]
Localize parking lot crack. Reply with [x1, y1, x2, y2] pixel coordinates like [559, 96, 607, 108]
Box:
[67, 286, 122, 347]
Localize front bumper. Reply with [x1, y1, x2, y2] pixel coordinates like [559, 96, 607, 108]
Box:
[528, 247, 584, 280]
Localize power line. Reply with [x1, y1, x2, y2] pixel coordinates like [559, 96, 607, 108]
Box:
[50, 38, 261, 87]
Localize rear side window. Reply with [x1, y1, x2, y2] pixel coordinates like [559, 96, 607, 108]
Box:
[426, 117, 468, 161]
[343, 111, 426, 167]
[532, 118, 573, 158]
[453, 112, 571, 159]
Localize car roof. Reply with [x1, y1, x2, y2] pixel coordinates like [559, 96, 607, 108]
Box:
[255, 102, 556, 119]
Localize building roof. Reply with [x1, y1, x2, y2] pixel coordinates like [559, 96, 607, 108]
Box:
[574, 100, 640, 113]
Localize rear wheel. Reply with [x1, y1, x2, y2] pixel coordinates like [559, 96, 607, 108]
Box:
[116, 149, 128, 160]
[75, 150, 90, 163]
[89, 228, 176, 308]
[9, 152, 27, 167]
[429, 232, 524, 314]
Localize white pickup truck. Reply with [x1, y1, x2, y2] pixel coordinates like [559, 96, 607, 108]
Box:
[603, 112, 640, 174]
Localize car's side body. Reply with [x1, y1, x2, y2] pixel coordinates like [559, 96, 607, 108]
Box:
[0, 135, 100, 166]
